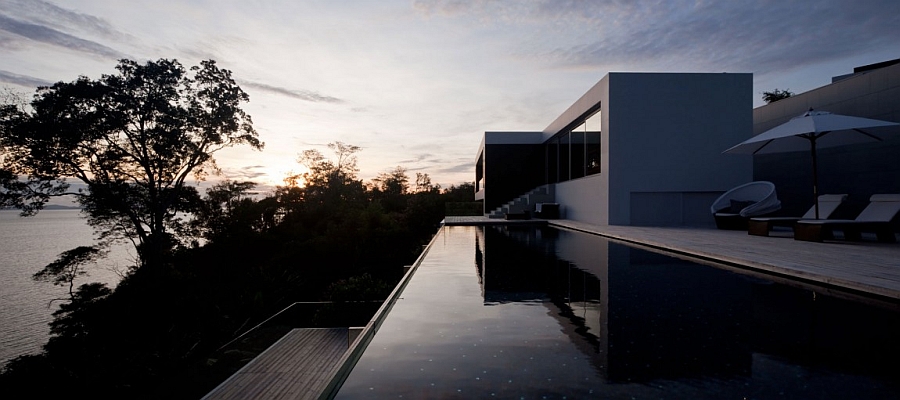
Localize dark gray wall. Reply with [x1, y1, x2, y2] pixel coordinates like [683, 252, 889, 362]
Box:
[482, 143, 545, 213]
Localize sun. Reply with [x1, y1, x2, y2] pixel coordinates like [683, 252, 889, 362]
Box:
[255, 163, 309, 189]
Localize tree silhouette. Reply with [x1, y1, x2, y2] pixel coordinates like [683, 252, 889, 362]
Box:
[414, 172, 436, 193]
[33, 246, 107, 302]
[0, 59, 262, 268]
[372, 166, 410, 195]
[762, 88, 793, 103]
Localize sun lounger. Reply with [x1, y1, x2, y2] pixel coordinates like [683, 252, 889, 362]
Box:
[793, 194, 900, 242]
[748, 194, 847, 236]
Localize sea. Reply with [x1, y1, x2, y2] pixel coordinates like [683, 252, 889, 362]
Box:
[0, 209, 132, 369]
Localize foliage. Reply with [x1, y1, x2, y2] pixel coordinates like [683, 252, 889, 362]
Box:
[286, 141, 361, 188]
[372, 166, 410, 195]
[0, 140, 476, 399]
[0, 58, 262, 268]
[322, 273, 393, 302]
[445, 201, 483, 216]
[191, 180, 277, 242]
[371, 166, 410, 213]
[762, 88, 793, 103]
[33, 246, 107, 301]
[414, 172, 436, 193]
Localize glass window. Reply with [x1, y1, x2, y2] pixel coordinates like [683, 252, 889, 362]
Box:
[545, 108, 601, 182]
[585, 111, 601, 175]
[570, 130, 585, 179]
[586, 131, 600, 175]
[547, 138, 559, 184]
[559, 133, 570, 182]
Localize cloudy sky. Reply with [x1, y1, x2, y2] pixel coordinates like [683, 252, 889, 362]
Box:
[2, 0, 899, 190]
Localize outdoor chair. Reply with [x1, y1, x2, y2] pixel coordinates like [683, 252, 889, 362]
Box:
[748, 194, 847, 236]
[793, 194, 900, 242]
[711, 181, 782, 230]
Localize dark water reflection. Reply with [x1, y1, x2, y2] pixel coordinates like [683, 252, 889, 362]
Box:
[336, 225, 900, 399]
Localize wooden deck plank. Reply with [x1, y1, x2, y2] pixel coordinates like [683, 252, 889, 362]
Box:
[202, 328, 349, 400]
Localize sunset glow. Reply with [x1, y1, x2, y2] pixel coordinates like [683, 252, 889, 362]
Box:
[2, 0, 899, 188]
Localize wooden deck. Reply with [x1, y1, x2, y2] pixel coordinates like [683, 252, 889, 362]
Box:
[444, 217, 900, 301]
[202, 328, 350, 400]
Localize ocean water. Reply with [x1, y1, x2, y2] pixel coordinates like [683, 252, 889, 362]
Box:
[0, 210, 132, 368]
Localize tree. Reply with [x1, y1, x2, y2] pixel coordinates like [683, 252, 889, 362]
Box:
[191, 180, 278, 241]
[762, 88, 793, 103]
[414, 172, 437, 193]
[283, 141, 365, 208]
[0, 59, 262, 268]
[371, 166, 409, 213]
[372, 166, 409, 195]
[33, 246, 107, 302]
[286, 141, 362, 188]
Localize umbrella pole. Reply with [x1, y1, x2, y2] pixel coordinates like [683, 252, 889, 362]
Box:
[810, 138, 820, 219]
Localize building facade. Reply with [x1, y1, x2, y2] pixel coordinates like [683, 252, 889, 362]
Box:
[476, 72, 754, 227]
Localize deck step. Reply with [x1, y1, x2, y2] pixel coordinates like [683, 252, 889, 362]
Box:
[488, 185, 556, 217]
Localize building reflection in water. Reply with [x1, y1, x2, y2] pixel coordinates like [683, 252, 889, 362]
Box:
[474, 225, 900, 386]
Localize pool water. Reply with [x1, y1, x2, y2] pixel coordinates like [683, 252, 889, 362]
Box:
[335, 225, 900, 399]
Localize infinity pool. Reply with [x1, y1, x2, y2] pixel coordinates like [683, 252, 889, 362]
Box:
[335, 225, 900, 399]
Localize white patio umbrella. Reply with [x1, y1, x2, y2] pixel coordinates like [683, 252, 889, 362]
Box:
[724, 108, 899, 219]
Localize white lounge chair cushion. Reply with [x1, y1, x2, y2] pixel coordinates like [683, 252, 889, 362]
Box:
[799, 194, 900, 224]
[799, 194, 848, 219]
[855, 194, 900, 222]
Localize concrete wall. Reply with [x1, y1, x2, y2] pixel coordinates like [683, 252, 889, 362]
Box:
[752, 63, 900, 217]
[556, 174, 606, 224]
[609, 73, 753, 225]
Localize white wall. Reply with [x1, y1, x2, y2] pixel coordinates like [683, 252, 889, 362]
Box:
[556, 174, 607, 225]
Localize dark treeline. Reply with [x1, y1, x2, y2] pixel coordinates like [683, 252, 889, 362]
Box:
[1, 141, 474, 399]
[0, 59, 475, 399]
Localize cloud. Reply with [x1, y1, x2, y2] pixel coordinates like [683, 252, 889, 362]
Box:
[240, 80, 344, 103]
[0, 69, 52, 88]
[546, 1, 900, 75]
[412, 1, 900, 76]
[437, 161, 474, 174]
[397, 153, 435, 164]
[13, 0, 125, 38]
[222, 165, 269, 181]
[412, 0, 482, 16]
[0, 13, 124, 59]
[412, 0, 530, 20]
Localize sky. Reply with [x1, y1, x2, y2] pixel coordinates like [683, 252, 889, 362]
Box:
[2, 0, 899, 192]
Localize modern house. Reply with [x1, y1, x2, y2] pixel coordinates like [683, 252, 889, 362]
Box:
[751, 59, 900, 217]
[476, 72, 754, 227]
